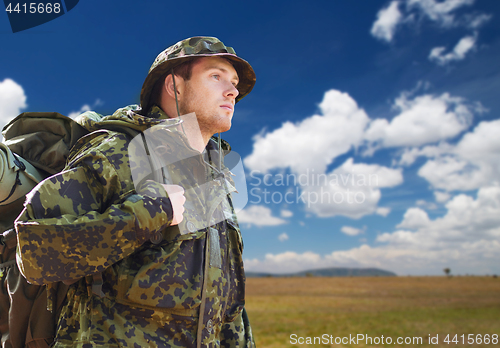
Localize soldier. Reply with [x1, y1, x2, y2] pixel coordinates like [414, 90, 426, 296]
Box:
[15, 37, 256, 347]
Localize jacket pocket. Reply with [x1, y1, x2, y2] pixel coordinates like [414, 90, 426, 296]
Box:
[114, 228, 205, 316]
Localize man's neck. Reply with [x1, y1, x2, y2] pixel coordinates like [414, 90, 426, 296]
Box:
[179, 118, 210, 153]
[149, 105, 211, 153]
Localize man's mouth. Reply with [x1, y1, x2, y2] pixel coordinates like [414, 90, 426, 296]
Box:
[220, 104, 233, 112]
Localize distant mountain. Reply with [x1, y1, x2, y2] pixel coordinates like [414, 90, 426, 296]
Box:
[246, 267, 397, 278]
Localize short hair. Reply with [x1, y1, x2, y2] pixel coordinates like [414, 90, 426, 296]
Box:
[149, 58, 196, 111]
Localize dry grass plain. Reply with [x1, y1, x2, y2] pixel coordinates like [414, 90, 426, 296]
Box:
[245, 276, 500, 347]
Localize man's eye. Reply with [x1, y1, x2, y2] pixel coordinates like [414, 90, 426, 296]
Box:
[212, 74, 220, 80]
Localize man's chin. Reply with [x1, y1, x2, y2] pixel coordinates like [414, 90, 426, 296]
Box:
[219, 124, 231, 133]
[218, 115, 232, 132]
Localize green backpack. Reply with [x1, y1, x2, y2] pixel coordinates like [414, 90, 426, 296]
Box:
[0, 112, 88, 348]
[0, 109, 189, 347]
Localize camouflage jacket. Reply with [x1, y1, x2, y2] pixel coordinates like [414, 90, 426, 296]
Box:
[15, 105, 254, 348]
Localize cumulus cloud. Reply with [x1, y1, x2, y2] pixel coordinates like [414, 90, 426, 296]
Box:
[237, 205, 286, 227]
[244, 89, 405, 219]
[246, 186, 500, 275]
[300, 158, 403, 218]
[341, 226, 364, 236]
[376, 207, 391, 217]
[278, 232, 289, 242]
[0, 78, 27, 136]
[244, 83, 487, 219]
[417, 119, 500, 191]
[245, 242, 499, 275]
[329, 239, 499, 275]
[245, 106, 500, 275]
[245, 251, 322, 274]
[418, 157, 480, 191]
[365, 92, 476, 148]
[370, 1, 403, 42]
[67, 99, 103, 119]
[415, 199, 438, 210]
[280, 209, 293, 218]
[378, 185, 500, 253]
[397, 142, 455, 166]
[244, 90, 370, 175]
[434, 191, 451, 203]
[396, 207, 431, 229]
[429, 34, 477, 65]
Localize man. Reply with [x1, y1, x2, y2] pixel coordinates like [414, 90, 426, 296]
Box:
[15, 37, 256, 347]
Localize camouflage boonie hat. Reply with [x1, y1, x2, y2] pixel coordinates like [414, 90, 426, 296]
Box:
[140, 36, 256, 113]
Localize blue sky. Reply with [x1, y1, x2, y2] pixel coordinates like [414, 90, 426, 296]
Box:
[1, 0, 499, 275]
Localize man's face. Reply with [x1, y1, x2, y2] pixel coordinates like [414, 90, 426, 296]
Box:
[179, 56, 239, 136]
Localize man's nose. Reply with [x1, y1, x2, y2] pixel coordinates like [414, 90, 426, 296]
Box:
[224, 82, 239, 100]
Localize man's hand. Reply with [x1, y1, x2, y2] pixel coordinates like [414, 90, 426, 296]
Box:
[162, 184, 186, 225]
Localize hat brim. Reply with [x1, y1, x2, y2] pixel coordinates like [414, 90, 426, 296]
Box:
[140, 53, 256, 114]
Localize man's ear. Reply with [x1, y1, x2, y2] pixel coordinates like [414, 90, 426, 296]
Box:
[164, 73, 184, 100]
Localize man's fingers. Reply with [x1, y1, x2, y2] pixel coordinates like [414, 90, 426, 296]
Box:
[162, 184, 186, 225]
[165, 184, 184, 195]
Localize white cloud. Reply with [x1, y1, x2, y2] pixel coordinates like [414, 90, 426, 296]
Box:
[397, 142, 455, 166]
[418, 157, 481, 191]
[416, 199, 438, 210]
[67, 99, 103, 119]
[246, 187, 500, 275]
[365, 92, 475, 148]
[429, 34, 477, 65]
[244, 86, 485, 220]
[465, 13, 492, 29]
[280, 209, 293, 218]
[244, 89, 405, 219]
[341, 226, 363, 236]
[328, 239, 500, 275]
[370, 1, 403, 42]
[396, 207, 431, 229]
[434, 191, 451, 203]
[245, 251, 322, 274]
[236, 205, 286, 226]
[0, 78, 27, 135]
[418, 119, 500, 191]
[244, 90, 370, 174]
[370, 0, 480, 42]
[371, 0, 491, 67]
[278, 232, 289, 242]
[379, 185, 500, 249]
[407, 0, 475, 28]
[454, 119, 500, 162]
[300, 158, 403, 218]
[376, 207, 391, 217]
[68, 104, 91, 119]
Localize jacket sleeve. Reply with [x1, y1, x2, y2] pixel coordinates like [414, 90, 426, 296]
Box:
[15, 134, 173, 285]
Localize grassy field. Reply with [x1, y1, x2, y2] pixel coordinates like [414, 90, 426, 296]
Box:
[245, 276, 500, 347]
